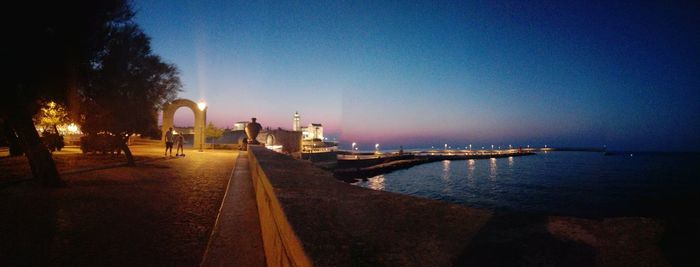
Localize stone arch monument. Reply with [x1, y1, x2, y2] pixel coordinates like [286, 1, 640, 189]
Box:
[161, 99, 206, 149]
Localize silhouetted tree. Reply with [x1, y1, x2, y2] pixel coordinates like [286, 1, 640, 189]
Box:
[2, 1, 132, 186]
[81, 24, 181, 166]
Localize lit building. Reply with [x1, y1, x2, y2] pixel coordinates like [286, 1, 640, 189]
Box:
[292, 112, 324, 141]
[232, 121, 248, 131]
[292, 112, 336, 153]
[301, 123, 323, 141]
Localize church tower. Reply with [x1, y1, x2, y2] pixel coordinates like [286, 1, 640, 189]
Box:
[293, 111, 301, 131]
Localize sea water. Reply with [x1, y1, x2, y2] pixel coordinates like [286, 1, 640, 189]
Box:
[353, 151, 700, 218]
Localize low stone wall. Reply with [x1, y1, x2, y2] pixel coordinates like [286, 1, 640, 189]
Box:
[248, 145, 492, 266]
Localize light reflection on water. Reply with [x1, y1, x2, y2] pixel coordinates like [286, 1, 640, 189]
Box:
[366, 174, 385, 191]
[353, 152, 700, 217]
[442, 160, 451, 193]
[466, 159, 476, 186]
[441, 160, 451, 182]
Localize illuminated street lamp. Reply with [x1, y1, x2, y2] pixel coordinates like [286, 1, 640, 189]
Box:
[198, 100, 206, 152]
[491, 144, 494, 150]
[375, 143, 379, 152]
[444, 143, 448, 150]
[351, 142, 357, 153]
[469, 144, 472, 150]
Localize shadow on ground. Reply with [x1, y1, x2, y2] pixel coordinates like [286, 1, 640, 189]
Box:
[455, 212, 595, 266]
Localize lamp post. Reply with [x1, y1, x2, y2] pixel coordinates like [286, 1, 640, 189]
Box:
[375, 143, 379, 154]
[197, 100, 206, 152]
[352, 142, 357, 153]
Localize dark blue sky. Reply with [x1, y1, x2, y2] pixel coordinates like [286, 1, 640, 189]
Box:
[135, 1, 700, 151]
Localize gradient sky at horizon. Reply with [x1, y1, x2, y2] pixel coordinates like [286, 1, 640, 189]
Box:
[134, 1, 700, 151]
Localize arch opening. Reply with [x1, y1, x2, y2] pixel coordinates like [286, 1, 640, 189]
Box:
[161, 99, 207, 149]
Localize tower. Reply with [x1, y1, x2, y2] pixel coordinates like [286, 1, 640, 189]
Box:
[293, 111, 301, 131]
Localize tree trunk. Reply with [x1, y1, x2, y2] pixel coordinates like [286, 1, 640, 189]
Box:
[9, 112, 63, 186]
[2, 124, 24, 156]
[120, 135, 135, 166]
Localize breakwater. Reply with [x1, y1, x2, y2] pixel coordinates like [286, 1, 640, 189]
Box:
[335, 150, 535, 180]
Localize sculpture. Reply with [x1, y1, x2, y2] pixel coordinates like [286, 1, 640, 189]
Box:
[245, 117, 262, 144]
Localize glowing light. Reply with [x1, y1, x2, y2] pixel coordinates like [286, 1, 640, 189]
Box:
[367, 175, 385, 191]
[197, 100, 207, 111]
[66, 123, 79, 134]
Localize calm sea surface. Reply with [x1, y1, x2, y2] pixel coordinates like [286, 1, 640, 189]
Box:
[352, 151, 700, 218]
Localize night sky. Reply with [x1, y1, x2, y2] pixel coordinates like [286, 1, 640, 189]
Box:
[134, 1, 699, 151]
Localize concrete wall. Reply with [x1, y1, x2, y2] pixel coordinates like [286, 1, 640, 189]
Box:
[249, 146, 313, 267]
[247, 146, 492, 266]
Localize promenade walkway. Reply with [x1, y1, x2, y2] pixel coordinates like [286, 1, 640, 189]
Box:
[201, 151, 265, 266]
[0, 146, 238, 265]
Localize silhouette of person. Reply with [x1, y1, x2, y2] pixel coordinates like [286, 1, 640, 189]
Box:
[175, 133, 185, 156]
[165, 127, 174, 156]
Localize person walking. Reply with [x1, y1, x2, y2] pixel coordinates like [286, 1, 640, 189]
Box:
[175, 133, 185, 156]
[164, 127, 174, 156]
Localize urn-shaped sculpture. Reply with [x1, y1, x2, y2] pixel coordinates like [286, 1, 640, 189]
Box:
[245, 117, 262, 144]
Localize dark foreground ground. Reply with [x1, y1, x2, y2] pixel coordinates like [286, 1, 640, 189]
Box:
[0, 145, 235, 266]
[454, 212, 699, 266]
[1, 144, 698, 266]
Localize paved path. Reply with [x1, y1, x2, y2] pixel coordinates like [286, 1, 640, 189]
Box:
[201, 151, 266, 266]
[1, 148, 237, 266]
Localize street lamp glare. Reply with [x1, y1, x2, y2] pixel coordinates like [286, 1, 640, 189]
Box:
[197, 100, 207, 111]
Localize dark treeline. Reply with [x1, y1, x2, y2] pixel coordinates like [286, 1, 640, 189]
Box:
[1, 1, 181, 186]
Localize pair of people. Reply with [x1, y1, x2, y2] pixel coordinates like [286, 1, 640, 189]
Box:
[164, 127, 185, 157]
